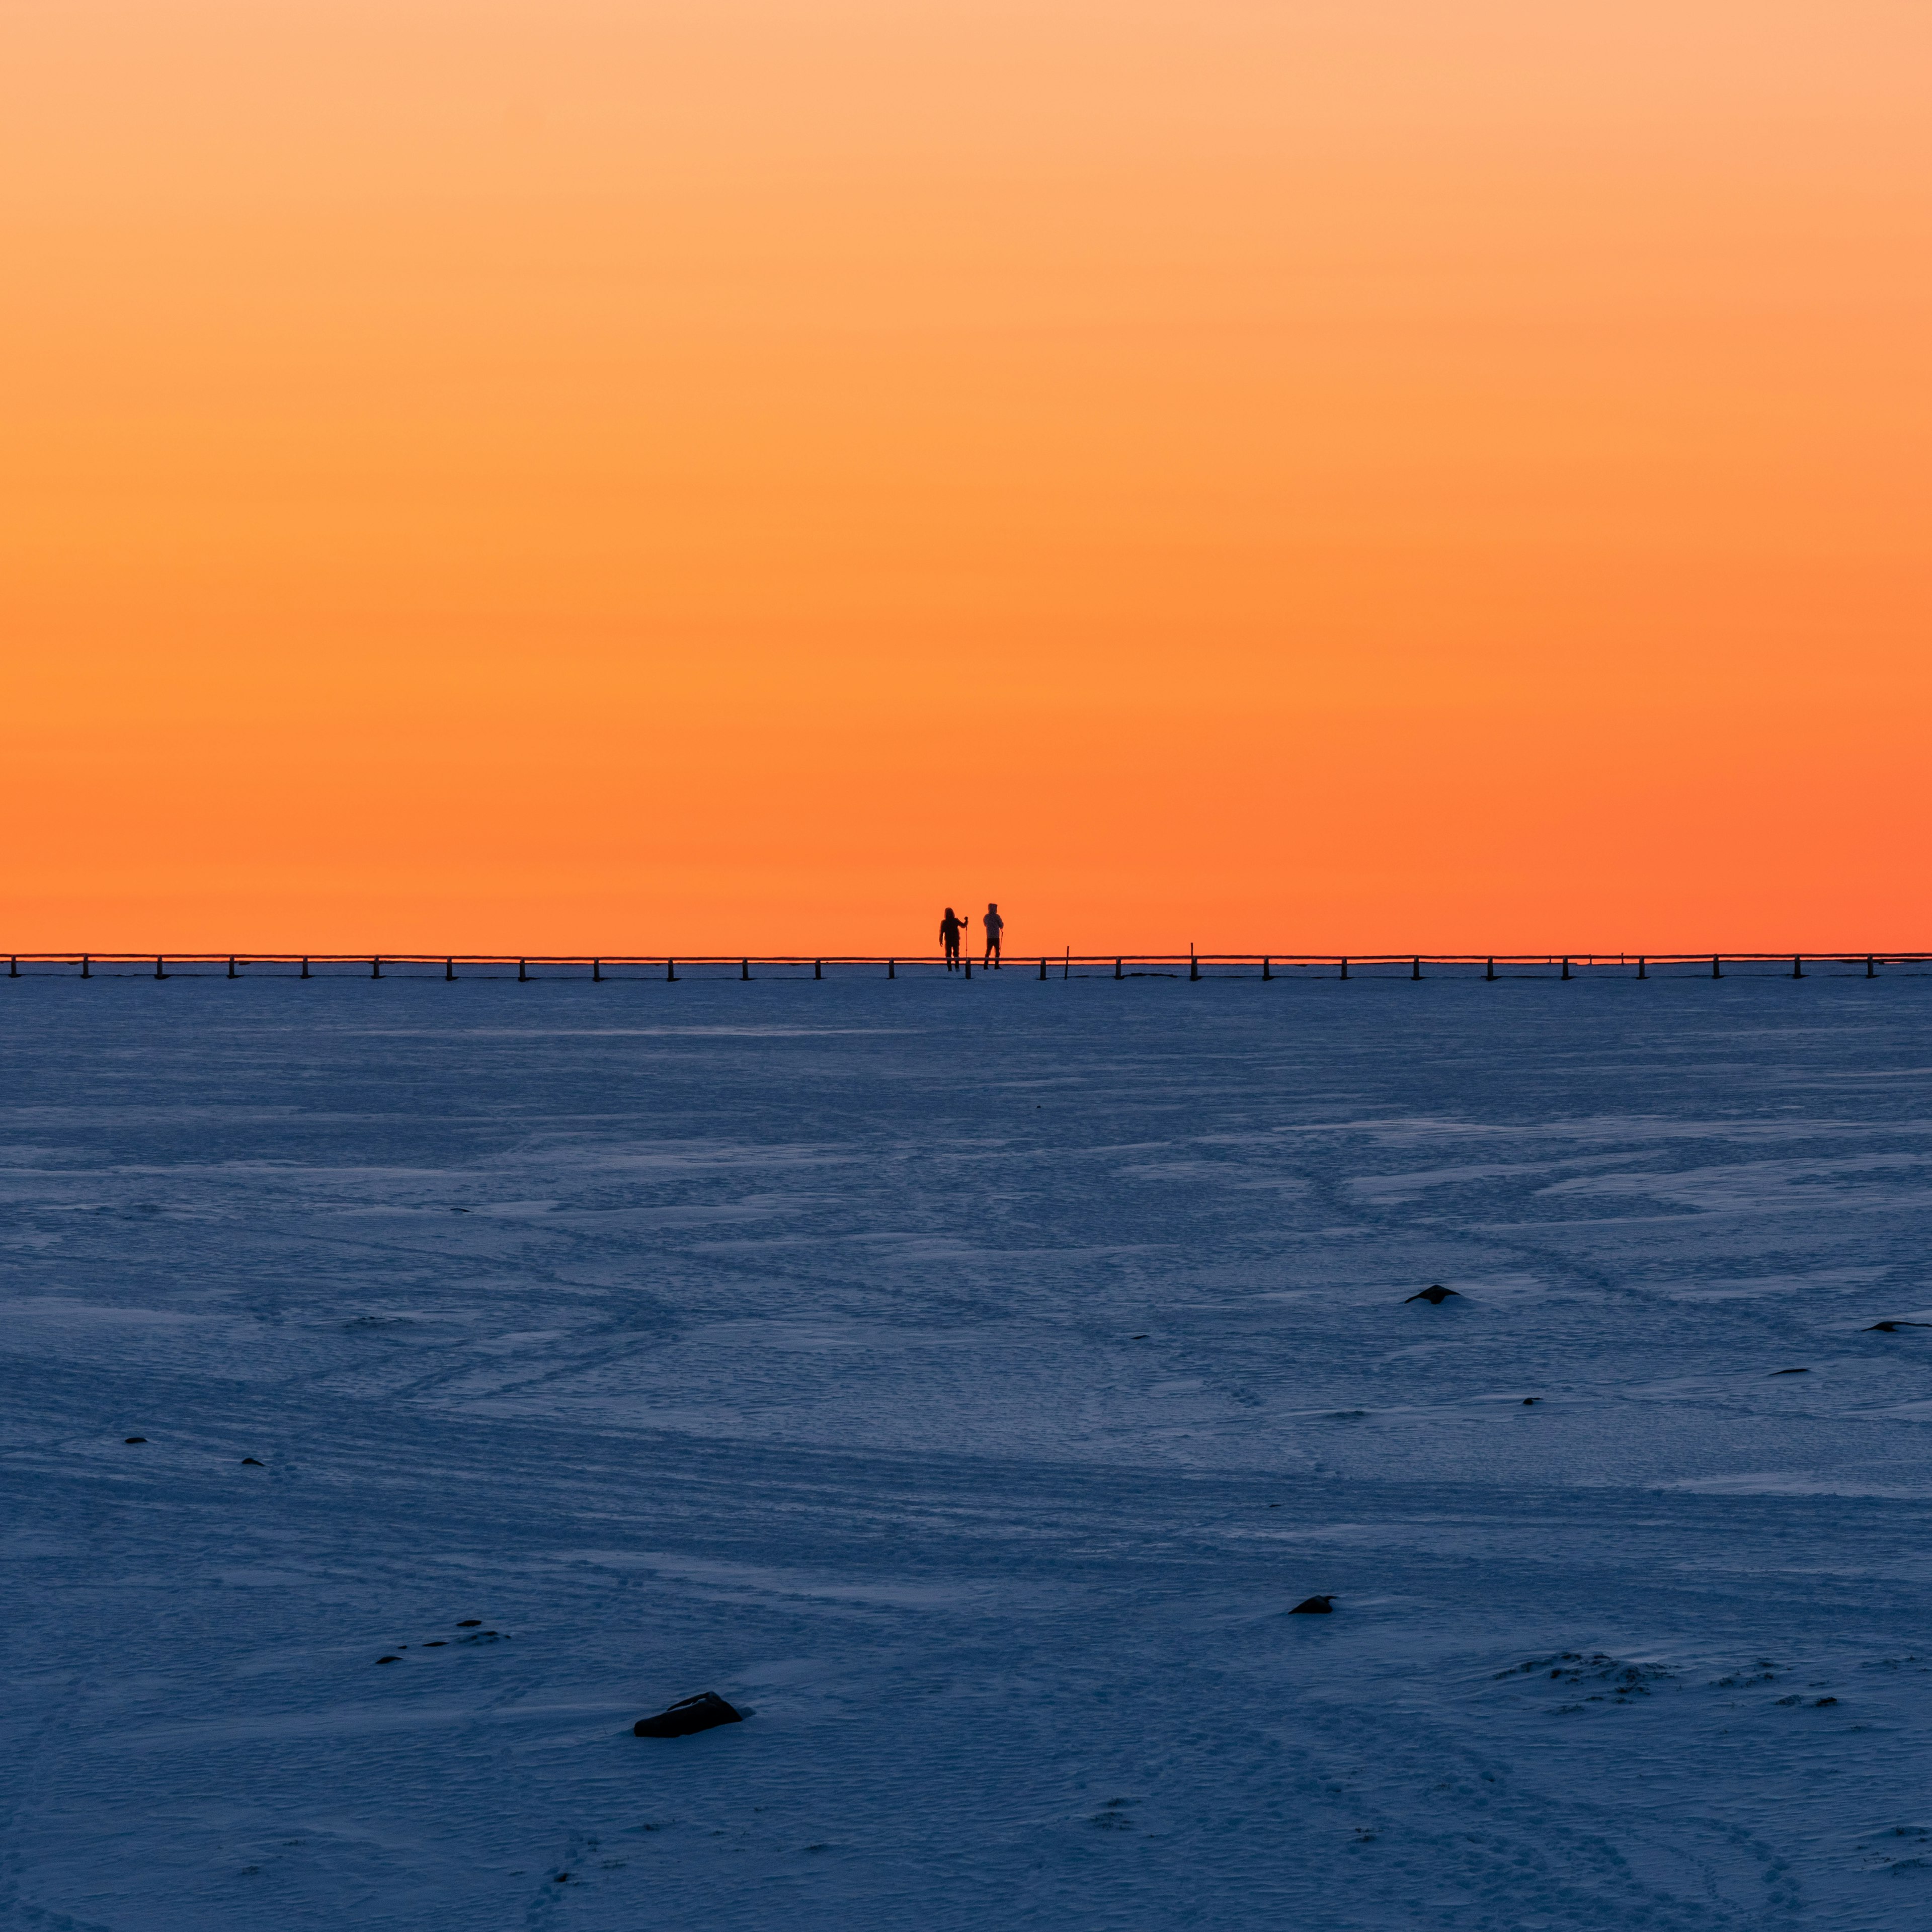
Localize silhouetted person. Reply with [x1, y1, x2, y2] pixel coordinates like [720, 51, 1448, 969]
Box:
[983, 902, 1005, 968]
[939, 907, 967, 970]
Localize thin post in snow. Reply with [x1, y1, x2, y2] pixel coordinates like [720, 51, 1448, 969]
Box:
[1063, 947, 1070, 981]
[1637, 957, 1646, 979]
[1868, 954, 1877, 978]
[1114, 957, 1122, 980]
[666, 958, 676, 982]
[518, 959, 528, 983]
[155, 956, 167, 980]
[1262, 957, 1271, 981]
[1340, 958, 1348, 980]
[741, 958, 750, 981]
[1412, 956, 1421, 981]
[1038, 956, 1046, 980]
[372, 956, 381, 980]
[1792, 955, 1804, 979]
[964, 953, 972, 979]
[887, 958, 895, 979]
[7, 957, 15, 978]
[1712, 955, 1722, 980]
[81, 955, 91, 980]
[300, 958, 310, 980]
[814, 959, 822, 980]
[1561, 958, 1571, 981]
[1486, 958, 1496, 981]
[1190, 946, 1200, 982]
[228, 956, 237, 979]
[592, 958, 601, 983]
[446, 957, 455, 982]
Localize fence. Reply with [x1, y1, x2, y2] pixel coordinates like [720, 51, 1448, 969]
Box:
[4, 951, 1926, 982]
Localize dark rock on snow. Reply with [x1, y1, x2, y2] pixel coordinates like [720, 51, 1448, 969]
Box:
[1406, 1285, 1460, 1305]
[1522, 1397, 1538, 1405]
[457, 1619, 481, 1627]
[124, 1437, 147, 1444]
[634, 1691, 744, 1738]
[376, 1655, 400, 1665]
[1868, 1320, 1932, 1332]
[1290, 1595, 1335, 1615]
[241, 1457, 264, 1465]
[1770, 1367, 1809, 1375]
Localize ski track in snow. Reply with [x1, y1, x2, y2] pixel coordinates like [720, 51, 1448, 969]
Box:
[2, 972, 1930, 1929]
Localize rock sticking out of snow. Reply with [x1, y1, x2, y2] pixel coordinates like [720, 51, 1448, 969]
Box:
[1290, 1595, 1335, 1615]
[240, 1457, 264, 1465]
[123, 1437, 146, 1444]
[1868, 1320, 1932, 1332]
[633, 1691, 745, 1738]
[1406, 1285, 1460, 1305]
[1770, 1367, 1809, 1375]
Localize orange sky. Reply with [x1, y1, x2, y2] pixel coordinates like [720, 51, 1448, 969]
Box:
[3, 0, 1927, 954]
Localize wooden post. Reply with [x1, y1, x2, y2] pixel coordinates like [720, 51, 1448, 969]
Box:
[814, 959, 822, 980]
[741, 958, 750, 981]
[1063, 947, 1070, 980]
[81, 955, 91, 980]
[372, 956, 381, 979]
[300, 958, 310, 979]
[888, 958, 895, 979]
[1412, 956, 1421, 981]
[7, 957, 15, 978]
[228, 956, 237, 979]
[1792, 955, 1803, 979]
[446, 957, 455, 981]
[1114, 957, 1122, 980]
[1637, 957, 1646, 980]
[592, 958, 601, 982]
[1486, 957, 1495, 981]
[1190, 949, 1200, 982]
[1868, 954, 1877, 978]
[1340, 958, 1348, 980]
[667, 957, 676, 982]
[964, 954, 972, 979]
[1561, 958, 1570, 981]
[1262, 957, 1271, 981]
[1712, 955, 1722, 980]
[518, 958, 527, 983]
[1038, 956, 1046, 980]
[155, 956, 167, 980]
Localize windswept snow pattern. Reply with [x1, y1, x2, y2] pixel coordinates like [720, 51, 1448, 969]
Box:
[3, 971, 1931, 1929]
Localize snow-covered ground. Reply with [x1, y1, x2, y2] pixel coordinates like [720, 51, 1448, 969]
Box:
[3, 964, 1930, 1929]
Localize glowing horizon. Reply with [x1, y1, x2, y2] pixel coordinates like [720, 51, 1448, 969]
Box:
[4, 1, 1927, 955]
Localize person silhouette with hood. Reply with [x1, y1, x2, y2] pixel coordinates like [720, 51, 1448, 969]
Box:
[939, 907, 967, 970]
[982, 902, 1005, 968]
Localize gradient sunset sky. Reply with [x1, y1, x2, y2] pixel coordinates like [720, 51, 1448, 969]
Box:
[4, 1, 1927, 954]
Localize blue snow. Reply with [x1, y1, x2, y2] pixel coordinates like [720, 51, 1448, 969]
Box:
[2, 965, 1929, 1928]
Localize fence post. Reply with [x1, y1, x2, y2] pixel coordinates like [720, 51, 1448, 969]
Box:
[1038, 956, 1046, 980]
[592, 958, 601, 983]
[1412, 956, 1421, 981]
[1262, 956, 1271, 981]
[7, 957, 15, 978]
[1340, 958, 1348, 980]
[446, 957, 455, 982]
[667, 957, 676, 982]
[1190, 950, 1200, 982]
[964, 954, 972, 979]
[1486, 957, 1495, 981]
[1711, 955, 1722, 980]
[1064, 949, 1070, 980]
[1115, 957, 1122, 980]
[372, 956, 381, 980]
[741, 958, 750, 981]
[1561, 958, 1570, 981]
[518, 959, 527, 983]
[301, 958, 310, 980]
[815, 959, 822, 980]
[155, 956, 167, 980]
[1868, 954, 1877, 978]
[1637, 957, 1646, 980]
[228, 956, 237, 979]
[1792, 955, 1803, 979]
[81, 955, 91, 980]
[888, 958, 895, 979]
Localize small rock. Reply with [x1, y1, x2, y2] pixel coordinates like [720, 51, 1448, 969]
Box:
[124, 1436, 147, 1444]
[554, 1872, 570, 1884]
[457, 1619, 481, 1627]
[633, 1691, 744, 1738]
[1867, 1320, 1932, 1332]
[1770, 1368, 1809, 1376]
[1405, 1285, 1460, 1305]
[1814, 1697, 1838, 1707]
[1522, 1397, 1537, 1405]
[1290, 1594, 1335, 1615]
[241, 1457, 264, 1466]
[424, 1641, 446, 1648]
[1131, 1334, 1149, 1340]
[376, 1655, 400, 1665]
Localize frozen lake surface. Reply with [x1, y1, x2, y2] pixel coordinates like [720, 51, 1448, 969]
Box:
[3, 967, 1931, 1929]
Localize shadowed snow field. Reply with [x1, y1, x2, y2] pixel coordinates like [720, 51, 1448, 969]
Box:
[4, 968, 1931, 1928]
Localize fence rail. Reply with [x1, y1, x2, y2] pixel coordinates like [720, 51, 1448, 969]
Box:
[5, 951, 1928, 982]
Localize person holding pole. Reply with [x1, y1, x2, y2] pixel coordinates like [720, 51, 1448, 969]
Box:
[983, 903, 1005, 969]
[939, 907, 967, 971]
